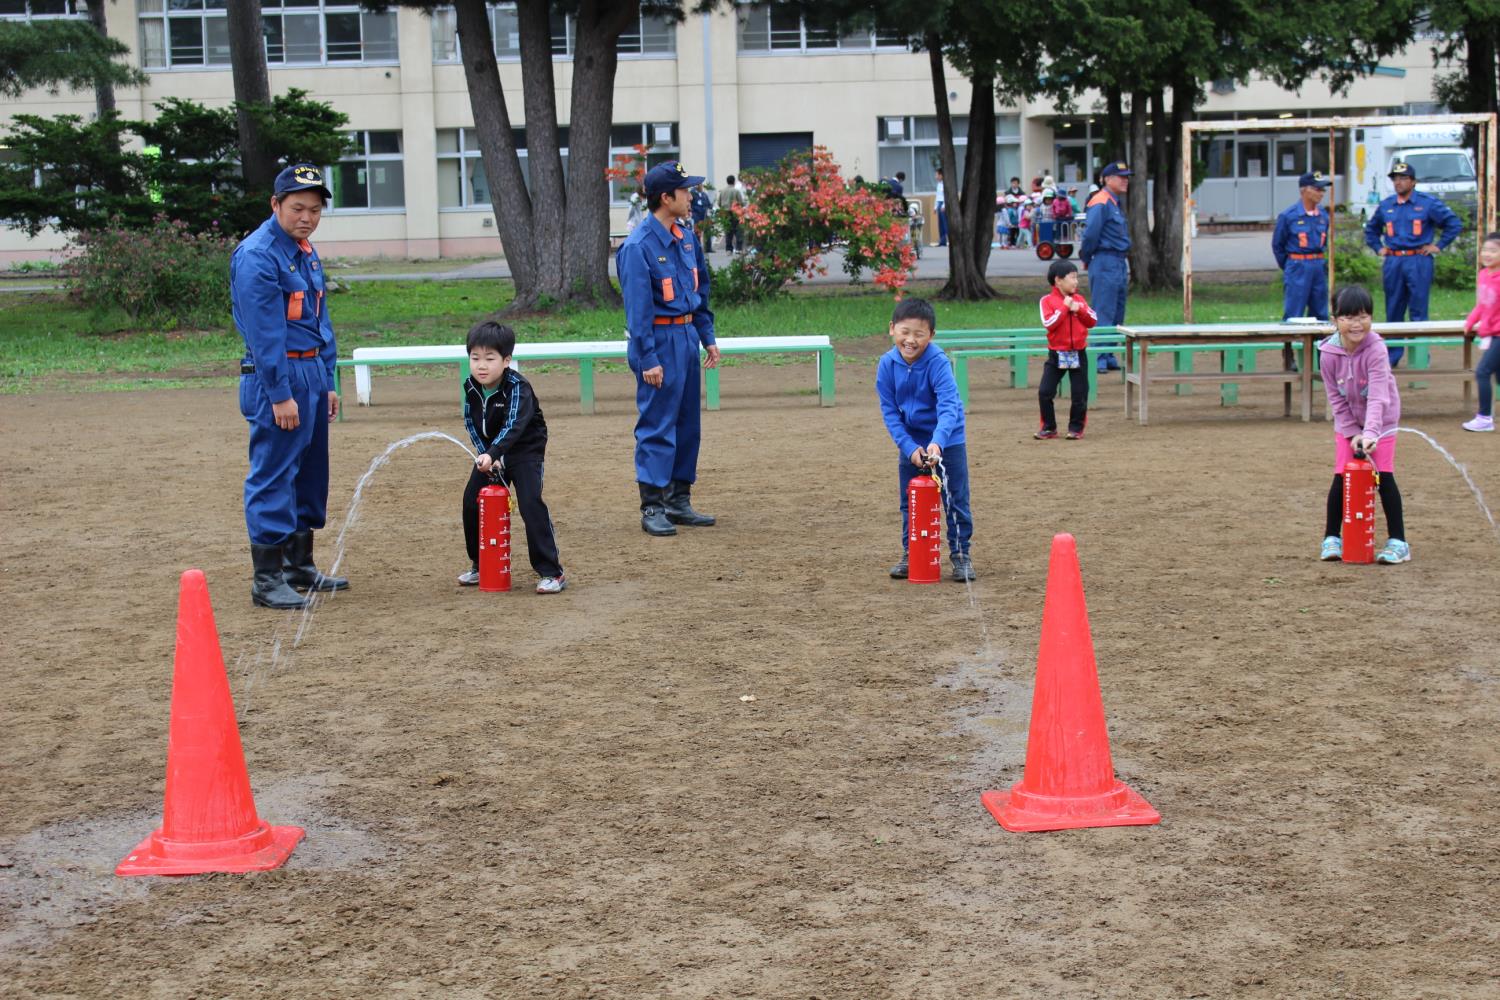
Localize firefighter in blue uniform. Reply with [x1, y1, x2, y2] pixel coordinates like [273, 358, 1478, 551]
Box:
[232, 164, 348, 608]
[617, 161, 721, 536]
[1080, 161, 1132, 372]
[1364, 161, 1463, 366]
[1273, 171, 1333, 321]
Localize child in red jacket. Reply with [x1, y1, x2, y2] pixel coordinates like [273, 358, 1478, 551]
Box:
[1036, 259, 1098, 439]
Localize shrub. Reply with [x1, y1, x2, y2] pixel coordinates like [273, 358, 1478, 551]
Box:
[67, 216, 234, 328]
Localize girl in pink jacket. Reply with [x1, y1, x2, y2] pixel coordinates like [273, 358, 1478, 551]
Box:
[1462, 232, 1500, 432]
[1318, 285, 1409, 564]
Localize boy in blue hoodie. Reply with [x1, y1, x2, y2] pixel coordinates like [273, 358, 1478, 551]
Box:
[876, 297, 975, 582]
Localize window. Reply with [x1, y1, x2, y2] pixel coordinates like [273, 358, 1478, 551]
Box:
[0, 0, 88, 20]
[878, 115, 1021, 193]
[431, 4, 672, 63]
[329, 131, 404, 211]
[140, 0, 397, 70]
[738, 5, 907, 53]
[609, 122, 679, 203]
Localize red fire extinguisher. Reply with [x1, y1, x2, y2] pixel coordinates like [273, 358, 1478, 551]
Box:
[907, 472, 943, 584]
[478, 481, 511, 591]
[1341, 448, 1377, 564]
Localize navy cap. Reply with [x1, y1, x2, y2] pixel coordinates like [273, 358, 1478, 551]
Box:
[1388, 161, 1417, 180]
[1298, 170, 1332, 188]
[643, 160, 705, 198]
[1100, 161, 1132, 178]
[274, 163, 332, 200]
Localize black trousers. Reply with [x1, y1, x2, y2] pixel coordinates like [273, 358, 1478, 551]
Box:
[463, 460, 563, 578]
[1324, 473, 1405, 541]
[1038, 350, 1089, 434]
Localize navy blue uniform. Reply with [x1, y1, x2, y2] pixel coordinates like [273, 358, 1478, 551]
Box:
[1272, 202, 1331, 320]
[1364, 190, 1463, 363]
[1080, 189, 1130, 365]
[232, 216, 336, 547]
[617, 213, 716, 487]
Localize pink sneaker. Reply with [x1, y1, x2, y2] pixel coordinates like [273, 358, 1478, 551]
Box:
[1462, 414, 1494, 433]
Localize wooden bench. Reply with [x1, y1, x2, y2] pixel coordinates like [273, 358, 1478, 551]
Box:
[333, 334, 835, 419]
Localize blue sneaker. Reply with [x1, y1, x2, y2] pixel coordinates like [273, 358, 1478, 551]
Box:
[1319, 536, 1342, 561]
[1375, 539, 1411, 564]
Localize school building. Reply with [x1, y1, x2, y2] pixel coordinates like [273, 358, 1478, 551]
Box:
[0, 1, 1459, 261]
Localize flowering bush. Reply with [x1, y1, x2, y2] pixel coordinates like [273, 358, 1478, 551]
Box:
[67, 215, 235, 327]
[713, 146, 915, 304]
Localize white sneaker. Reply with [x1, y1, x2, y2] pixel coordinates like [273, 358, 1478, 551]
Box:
[1462, 414, 1494, 432]
[457, 568, 480, 586]
[536, 574, 567, 594]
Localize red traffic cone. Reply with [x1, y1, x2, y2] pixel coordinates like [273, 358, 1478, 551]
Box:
[980, 534, 1160, 833]
[117, 570, 303, 876]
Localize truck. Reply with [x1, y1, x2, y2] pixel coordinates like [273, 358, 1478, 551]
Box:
[1349, 123, 1477, 218]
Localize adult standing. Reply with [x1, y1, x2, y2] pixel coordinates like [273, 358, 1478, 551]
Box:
[617, 161, 721, 536]
[1364, 161, 1463, 366]
[1272, 171, 1333, 321]
[716, 174, 746, 254]
[232, 164, 348, 609]
[1080, 161, 1132, 373]
[934, 168, 948, 247]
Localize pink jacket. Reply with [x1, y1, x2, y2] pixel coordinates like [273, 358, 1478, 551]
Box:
[1319, 329, 1401, 439]
[1466, 267, 1500, 335]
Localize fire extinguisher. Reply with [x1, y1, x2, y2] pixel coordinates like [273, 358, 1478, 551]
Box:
[477, 480, 511, 591]
[1341, 448, 1377, 564]
[907, 472, 943, 584]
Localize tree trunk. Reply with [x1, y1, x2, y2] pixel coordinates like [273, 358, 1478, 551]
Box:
[928, 36, 995, 301]
[561, 0, 634, 308]
[226, 0, 277, 195]
[1126, 90, 1151, 290]
[454, 0, 539, 307]
[84, 0, 114, 117]
[515, 0, 566, 304]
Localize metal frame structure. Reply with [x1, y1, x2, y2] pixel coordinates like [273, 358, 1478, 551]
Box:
[1181, 113, 1499, 321]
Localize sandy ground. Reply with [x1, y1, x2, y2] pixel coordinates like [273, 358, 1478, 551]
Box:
[2, 344, 1497, 999]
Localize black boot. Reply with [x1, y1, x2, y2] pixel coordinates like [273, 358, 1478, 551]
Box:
[664, 480, 716, 527]
[251, 543, 310, 609]
[639, 483, 677, 536]
[282, 529, 349, 592]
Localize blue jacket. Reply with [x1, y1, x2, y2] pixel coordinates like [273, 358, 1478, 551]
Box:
[616, 213, 715, 372]
[1080, 189, 1130, 265]
[1272, 202, 1330, 269]
[876, 343, 965, 458]
[231, 215, 336, 404]
[1363, 190, 1463, 253]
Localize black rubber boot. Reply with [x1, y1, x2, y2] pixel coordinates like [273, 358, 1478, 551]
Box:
[664, 480, 716, 527]
[283, 529, 349, 592]
[639, 483, 677, 536]
[251, 543, 310, 609]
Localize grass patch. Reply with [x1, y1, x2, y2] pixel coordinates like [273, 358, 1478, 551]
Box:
[0, 276, 1476, 394]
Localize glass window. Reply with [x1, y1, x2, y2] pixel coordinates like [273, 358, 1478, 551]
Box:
[330, 130, 405, 211]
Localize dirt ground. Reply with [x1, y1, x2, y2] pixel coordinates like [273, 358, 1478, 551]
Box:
[2, 343, 1497, 999]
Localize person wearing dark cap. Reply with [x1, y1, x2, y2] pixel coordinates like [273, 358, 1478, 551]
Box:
[231, 163, 349, 608]
[616, 160, 721, 536]
[1273, 171, 1334, 321]
[1080, 161, 1132, 372]
[1364, 160, 1464, 366]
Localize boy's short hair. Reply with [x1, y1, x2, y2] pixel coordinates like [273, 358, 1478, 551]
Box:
[1332, 285, 1375, 318]
[1047, 260, 1078, 285]
[891, 296, 936, 332]
[467, 320, 516, 357]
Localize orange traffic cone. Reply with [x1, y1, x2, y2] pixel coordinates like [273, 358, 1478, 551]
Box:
[117, 570, 303, 876]
[980, 534, 1160, 833]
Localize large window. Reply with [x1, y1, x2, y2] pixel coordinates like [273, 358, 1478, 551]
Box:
[0, 0, 88, 20]
[877, 115, 1021, 193]
[737, 5, 906, 53]
[431, 4, 673, 63]
[140, 1, 397, 70]
[328, 130, 405, 212]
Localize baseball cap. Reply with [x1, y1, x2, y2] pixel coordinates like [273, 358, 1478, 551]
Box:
[643, 161, 705, 198]
[274, 163, 332, 200]
[1298, 171, 1332, 188]
[1100, 161, 1132, 178]
[1388, 161, 1417, 180]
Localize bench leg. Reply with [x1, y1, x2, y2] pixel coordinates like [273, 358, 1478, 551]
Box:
[818, 348, 835, 407]
[355, 363, 372, 406]
[579, 360, 595, 415]
[705, 366, 720, 410]
[1174, 349, 1192, 395]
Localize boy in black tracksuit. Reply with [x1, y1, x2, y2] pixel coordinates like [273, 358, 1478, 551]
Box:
[459, 321, 566, 593]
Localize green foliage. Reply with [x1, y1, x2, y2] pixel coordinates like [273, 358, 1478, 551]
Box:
[0, 19, 146, 99]
[67, 216, 235, 327]
[0, 89, 351, 240]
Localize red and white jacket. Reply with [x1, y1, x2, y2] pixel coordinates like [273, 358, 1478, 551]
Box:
[1039, 287, 1097, 351]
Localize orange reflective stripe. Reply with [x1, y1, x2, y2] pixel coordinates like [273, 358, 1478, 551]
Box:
[287, 290, 304, 321]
